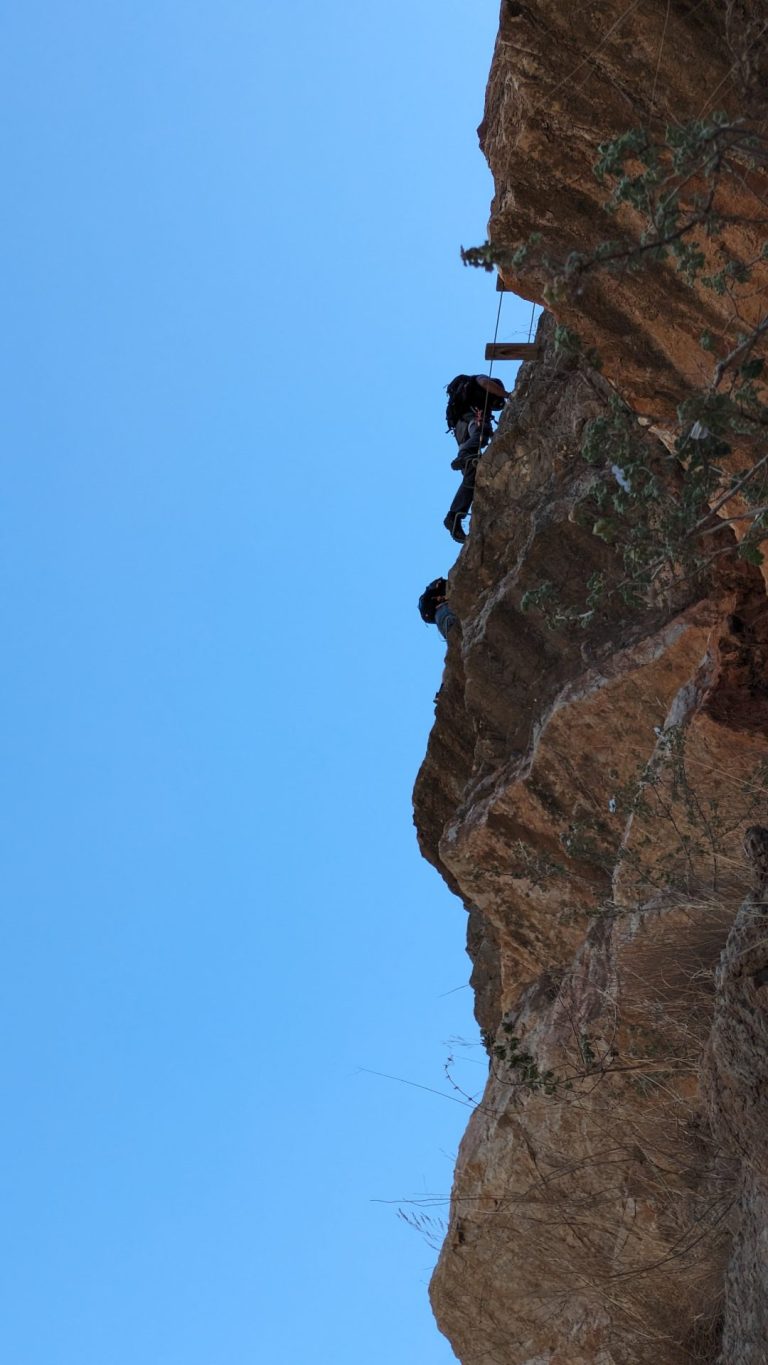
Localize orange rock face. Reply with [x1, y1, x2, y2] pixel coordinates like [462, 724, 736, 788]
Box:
[414, 5, 768, 1361]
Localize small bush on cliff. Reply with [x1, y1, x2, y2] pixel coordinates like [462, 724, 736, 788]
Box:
[492, 1022, 562, 1094]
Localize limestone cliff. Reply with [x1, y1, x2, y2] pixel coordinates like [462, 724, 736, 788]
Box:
[414, 4, 768, 1362]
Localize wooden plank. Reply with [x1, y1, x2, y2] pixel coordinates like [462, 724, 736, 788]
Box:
[485, 342, 539, 361]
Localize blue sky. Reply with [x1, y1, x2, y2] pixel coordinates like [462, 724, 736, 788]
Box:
[0, 3, 536, 1361]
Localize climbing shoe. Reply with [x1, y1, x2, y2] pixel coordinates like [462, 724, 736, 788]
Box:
[444, 513, 467, 544]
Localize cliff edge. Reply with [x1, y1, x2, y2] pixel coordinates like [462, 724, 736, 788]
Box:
[414, 4, 768, 1362]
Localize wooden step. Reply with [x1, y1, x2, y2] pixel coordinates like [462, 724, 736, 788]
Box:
[484, 342, 539, 361]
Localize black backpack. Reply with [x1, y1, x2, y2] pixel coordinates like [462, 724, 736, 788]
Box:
[418, 577, 447, 624]
[445, 375, 505, 432]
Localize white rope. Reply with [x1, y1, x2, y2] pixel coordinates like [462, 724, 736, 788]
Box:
[478, 288, 505, 436]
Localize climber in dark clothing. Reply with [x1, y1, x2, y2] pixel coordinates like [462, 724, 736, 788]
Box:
[443, 375, 507, 544]
[418, 577, 457, 640]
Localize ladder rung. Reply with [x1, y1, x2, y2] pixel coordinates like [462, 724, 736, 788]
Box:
[484, 342, 539, 361]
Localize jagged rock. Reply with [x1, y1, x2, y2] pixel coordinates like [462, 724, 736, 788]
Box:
[414, 4, 768, 1359]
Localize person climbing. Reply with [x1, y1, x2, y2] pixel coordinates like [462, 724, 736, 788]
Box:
[443, 374, 507, 543]
[418, 577, 457, 641]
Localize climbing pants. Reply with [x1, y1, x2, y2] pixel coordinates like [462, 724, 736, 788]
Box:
[446, 457, 477, 522]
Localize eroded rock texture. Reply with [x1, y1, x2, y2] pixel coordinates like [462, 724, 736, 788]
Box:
[701, 831, 768, 1365]
[414, 4, 768, 1362]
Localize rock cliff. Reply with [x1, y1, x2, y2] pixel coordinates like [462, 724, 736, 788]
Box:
[414, 4, 768, 1362]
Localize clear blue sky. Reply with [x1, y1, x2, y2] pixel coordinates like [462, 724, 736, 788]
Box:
[0, 4, 535, 1362]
